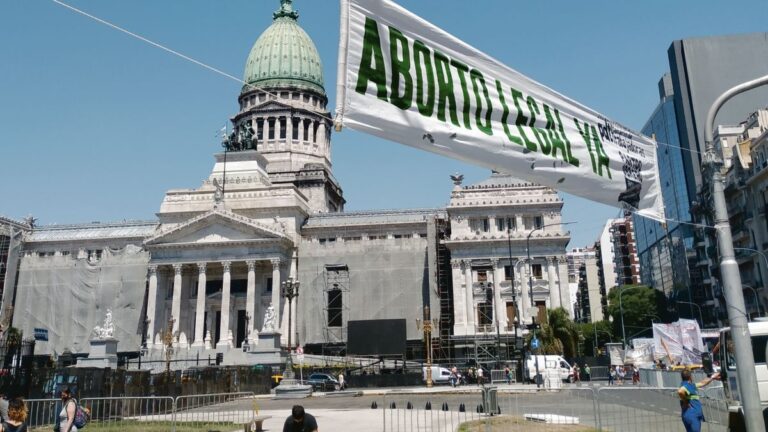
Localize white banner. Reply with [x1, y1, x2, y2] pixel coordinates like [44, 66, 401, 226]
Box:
[336, 0, 665, 221]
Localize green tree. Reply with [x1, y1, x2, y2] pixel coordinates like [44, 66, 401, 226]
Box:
[577, 320, 614, 357]
[526, 307, 581, 358]
[606, 285, 667, 342]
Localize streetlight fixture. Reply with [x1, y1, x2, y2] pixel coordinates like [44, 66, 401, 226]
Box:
[618, 285, 644, 348]
[742, 285, 763, 319]
[415, 306, 438, 388]
[526, 221, 575, 308]
[281, 277, 300, 380]
[676, 300, 704, 327]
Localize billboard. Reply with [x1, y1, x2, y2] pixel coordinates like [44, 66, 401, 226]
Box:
[347, 319, 407, 356]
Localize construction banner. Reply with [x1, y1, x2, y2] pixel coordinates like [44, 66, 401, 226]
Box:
[335, 0, 665, 221]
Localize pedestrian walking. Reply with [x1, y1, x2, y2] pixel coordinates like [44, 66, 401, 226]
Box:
[632, 365, 640, 385]
[504, 365, 511, 384]
[678, 370, 719, 432]
[0, 398, 28, 432]
[476, 366, 484, 385]
[283, 405, 318, 432]
[338, 371, 346, 390]
[584, 364, 591, 382]
[55, 387, 77, 432]
[617, 365, 626, 384]
[608, 366, 616, 386]
[450, 366, 459, 387]
[572, 363, 580, 383]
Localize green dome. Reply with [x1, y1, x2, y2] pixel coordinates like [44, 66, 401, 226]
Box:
[242, 0, 325, 95]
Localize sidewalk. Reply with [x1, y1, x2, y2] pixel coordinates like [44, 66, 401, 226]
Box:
[256, 381, 609, 399]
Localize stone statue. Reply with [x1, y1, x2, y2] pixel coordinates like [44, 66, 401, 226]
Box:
[212, 178, 223, 203]
[262, 303, 276, 332]
[221, 120, 256, 152]
[92, 309, 115, 339]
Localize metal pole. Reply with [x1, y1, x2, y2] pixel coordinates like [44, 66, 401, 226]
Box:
[618, 286, 642, 348]
[704, 73, 768, 432]
[507, 224, 522, 382]
[526, 222, 575, 308]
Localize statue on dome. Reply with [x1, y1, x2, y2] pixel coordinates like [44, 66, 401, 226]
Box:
[221, 120, 256, 152]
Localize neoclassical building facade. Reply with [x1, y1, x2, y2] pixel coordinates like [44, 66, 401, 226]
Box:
[1, 1, 571, 365]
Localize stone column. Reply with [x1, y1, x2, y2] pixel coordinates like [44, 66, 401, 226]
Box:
[463, 260, 475, 331]
[451, 260, 466, 333]
[491, 259, 507, 331]
[192, 263, 207, 347]
[271, 258, 282, 329]
[246, 260, 256, 344]
[265, 117, 271, 143]
[557, 257, 572, 317]
[171, 264, 183, 335]
[318, 122, 327, 147]
[146, 265, 158, 346]
[218, 261, 233, 348]
[547, 257, 560, 309]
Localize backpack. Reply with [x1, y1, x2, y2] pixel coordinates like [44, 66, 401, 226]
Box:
[70, 400, 90, 429]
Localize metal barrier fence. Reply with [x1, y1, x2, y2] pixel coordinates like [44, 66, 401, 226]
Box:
[589, 366, 609, 381]
[381, 386, 729, 431]
[490, 368, 516, 383]
[26, 392, 257, 432]
[25, 398, 59, 430]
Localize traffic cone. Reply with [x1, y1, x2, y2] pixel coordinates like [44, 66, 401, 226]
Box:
[371, 401, 377, 409]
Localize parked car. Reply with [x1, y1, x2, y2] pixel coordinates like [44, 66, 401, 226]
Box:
[307, 373, 340, 391]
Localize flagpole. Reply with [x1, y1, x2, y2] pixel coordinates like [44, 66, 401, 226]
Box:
[334, 0, 351, 131]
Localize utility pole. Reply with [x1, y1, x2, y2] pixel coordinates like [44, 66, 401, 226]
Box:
[704, 74, 768, 432]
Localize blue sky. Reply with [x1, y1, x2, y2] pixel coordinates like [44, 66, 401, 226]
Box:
[1, 0, 766, 248]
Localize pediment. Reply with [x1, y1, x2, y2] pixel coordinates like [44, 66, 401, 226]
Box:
[254, 100, 294, 112]
[145, 209, 287, 247]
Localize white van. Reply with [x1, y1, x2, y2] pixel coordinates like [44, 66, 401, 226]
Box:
[422, 366, 453, 384]
[525, 355, 573, 383]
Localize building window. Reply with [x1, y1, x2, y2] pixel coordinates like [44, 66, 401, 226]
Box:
[504, 265, 513, 281]
[532, 264, 543, 279]
[303, 121, 310, 142]
[279, 117, 287, 139]
[508, 217, 516, 231]
[536, 301, 547, 324]
[266, 277, 273, 293]
[534, 216, 544, 229]
[470, 218, 490, 233]
[476, 270, 488, 282]
[292, 118, 300, 140]
[327, 286, 342, 327]
[268, 118, 275, 140]
[477, 287, 494, 326]
[256, 118, 264, 141]
[313, 122, 319, 143]
[496, 218, 505, 232]
[506, 302, 516, 329]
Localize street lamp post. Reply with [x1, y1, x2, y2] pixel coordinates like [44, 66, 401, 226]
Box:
[416, 306, 438, 388]
[526, 222, 575, 308]
[676, 300, 704, 327]
[703, 74, 768, 431]
[506, 222, 522, 382]
[618, 285, 643, 348]
[281, 278, 300, 380]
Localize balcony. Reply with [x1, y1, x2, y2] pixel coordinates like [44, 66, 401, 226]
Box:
[476, 324, 495, 334]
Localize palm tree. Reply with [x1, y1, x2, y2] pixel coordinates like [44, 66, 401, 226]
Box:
[526, 308, 581, 358]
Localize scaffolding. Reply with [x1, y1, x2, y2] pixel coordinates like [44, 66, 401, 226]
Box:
[433, 217, 454, 362]
[323, 264, 349, 354]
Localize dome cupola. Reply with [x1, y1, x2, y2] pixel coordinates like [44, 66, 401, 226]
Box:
[242, 0, 325, 95]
